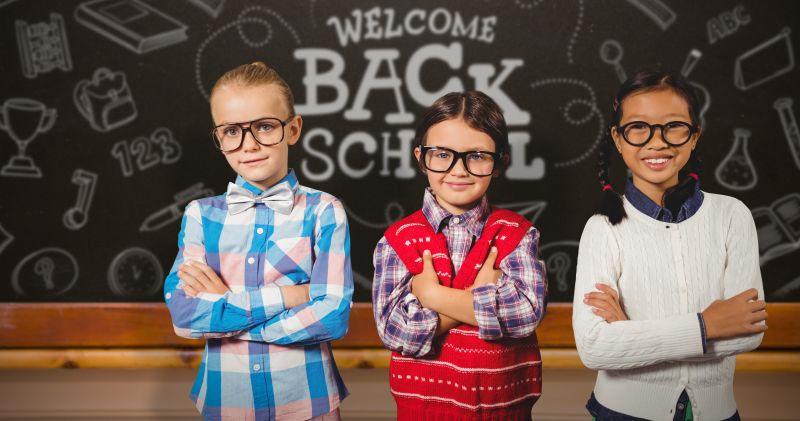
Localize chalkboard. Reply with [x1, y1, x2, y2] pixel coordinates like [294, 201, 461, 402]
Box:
[0, 0, 798, 304]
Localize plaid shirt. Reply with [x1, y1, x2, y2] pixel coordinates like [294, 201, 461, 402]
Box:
[164, 169, 353, 421]
[372, 188, 547, 357]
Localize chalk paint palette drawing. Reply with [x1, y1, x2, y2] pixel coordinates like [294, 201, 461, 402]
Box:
[107, 247, 164, 297]
[12, 248, 79, 298]
[16, 13, 73, 79]
[734, 27, 794, 91]
[74, 0, 188, 54]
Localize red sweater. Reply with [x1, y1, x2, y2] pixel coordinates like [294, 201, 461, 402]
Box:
[384, 208, 542, 420]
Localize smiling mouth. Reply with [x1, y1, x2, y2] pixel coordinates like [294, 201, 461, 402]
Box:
[242, 157, 267, 165]
[642, 156, 673, 169]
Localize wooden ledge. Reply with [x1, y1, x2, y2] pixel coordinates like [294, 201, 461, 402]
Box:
[1, 348, 798, 372]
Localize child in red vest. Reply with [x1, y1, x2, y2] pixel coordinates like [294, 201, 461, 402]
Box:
[372, 91, 548, 420]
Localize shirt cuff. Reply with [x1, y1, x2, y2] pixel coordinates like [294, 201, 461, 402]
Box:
[472, 284, 502, 340]
[697, 312, 708, 354]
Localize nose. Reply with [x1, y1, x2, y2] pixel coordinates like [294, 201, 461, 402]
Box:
[648, 127, 669, 149]
[241, 128, 261, 151]
[449, 156, 469, 176]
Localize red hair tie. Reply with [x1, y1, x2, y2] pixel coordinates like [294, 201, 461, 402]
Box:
[687, 172, 699, 181]
[602, 184, 613, 192]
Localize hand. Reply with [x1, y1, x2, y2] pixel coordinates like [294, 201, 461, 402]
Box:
[179, 261, 230, 296]
[281, 284, 311, 308]
[469, 247, 501, 291]
[584, 283, 628, 323]
[702, 288, 767, 340]
[411, 250, 440, 307]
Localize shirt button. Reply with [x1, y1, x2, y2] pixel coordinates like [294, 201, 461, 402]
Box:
[677, 403, 685, 410]
[165, 292, 171, 299]
[452, 217, 461, 225]
[257, 227, 264, 234]
[247, 257, 255, 264]
[253, 363, 261, 371]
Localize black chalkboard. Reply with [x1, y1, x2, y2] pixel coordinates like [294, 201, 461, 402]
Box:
[1, 0, 798, 303]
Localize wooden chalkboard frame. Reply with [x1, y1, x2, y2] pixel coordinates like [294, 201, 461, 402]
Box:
[1, 302, 797, 350]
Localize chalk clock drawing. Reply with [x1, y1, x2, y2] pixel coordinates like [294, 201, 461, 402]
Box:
[195, 5, 302, 100]
[12, 247, 79, 297]
[107, 247, 164, 297]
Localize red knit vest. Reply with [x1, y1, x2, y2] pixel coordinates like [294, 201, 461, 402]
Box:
[384, 208, 542, 420]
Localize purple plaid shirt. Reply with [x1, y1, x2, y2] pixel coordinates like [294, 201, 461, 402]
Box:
[372, 188, 547, 357]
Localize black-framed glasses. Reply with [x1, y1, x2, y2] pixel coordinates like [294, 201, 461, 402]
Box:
[419, 146, 499, 177]
[616, 121, 697, 147]
[211, 116, 294, 152]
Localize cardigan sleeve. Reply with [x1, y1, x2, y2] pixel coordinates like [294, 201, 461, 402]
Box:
[572, 216, 705, 370]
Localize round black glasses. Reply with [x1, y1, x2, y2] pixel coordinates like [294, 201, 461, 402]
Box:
[616, 121, 697, 147]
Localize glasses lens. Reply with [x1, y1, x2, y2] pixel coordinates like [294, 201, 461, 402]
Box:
[663, 122, 692, 145]
[465, 152, 495, 176]
[424, 148, 454, 172]
[215, 125, 243, 151]
[251, 118, 285, 146]
[623, 122, 651, 145]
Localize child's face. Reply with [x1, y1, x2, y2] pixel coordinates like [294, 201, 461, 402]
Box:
[611, 88, 699, 195]
[211, 83, 301, 191]
[414, 118, 497, 215]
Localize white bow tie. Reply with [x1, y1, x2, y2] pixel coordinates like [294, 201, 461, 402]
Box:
[226, 182, 294, 215]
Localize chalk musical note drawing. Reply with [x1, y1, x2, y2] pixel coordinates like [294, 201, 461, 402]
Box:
[540, 241, 579, 299]
[74, 0, 188, 54]
[599, 39, 627, 83]
[529, 78, 604, 168]
[734, 27, 794, 91]
[625, 0, 676, 31]
[74, 68, 137, 132]
[680, 49, 711, 129]
[63, 169, 98, 230]
[774, 97, 800, 170]
[15, 13, 73, 79]
[0, 222, 13, 255]
[0, 97, 56, 179]
[342, 201, 405, 229]
[111, 127, 182, 177]
[140, 183, 214, 232]
[11, 247, 79, 297]
[189, 0, 225, 18]
[751, 193, 800, 266]
[715, 128, 757, 191]
[107, 247, 164, 297]
[195, 6, 302, 100]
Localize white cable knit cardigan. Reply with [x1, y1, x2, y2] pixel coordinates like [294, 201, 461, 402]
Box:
[572, 192, 764, 420]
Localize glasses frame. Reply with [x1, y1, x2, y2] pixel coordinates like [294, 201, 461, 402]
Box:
[211, 116, 294, 152]
[419, 145, 500, 177]
[616, 120, 698, 147]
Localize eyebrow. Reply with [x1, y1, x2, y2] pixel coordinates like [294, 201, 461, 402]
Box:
[623, 113, 689, 120]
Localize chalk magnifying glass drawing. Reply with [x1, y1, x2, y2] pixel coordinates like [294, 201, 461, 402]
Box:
[599, 39, 627, 83]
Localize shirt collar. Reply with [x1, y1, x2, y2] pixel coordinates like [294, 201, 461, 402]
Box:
[421, 187, 490, 237]
[624, 178, 704, 223]
[235, 168, 299, 197]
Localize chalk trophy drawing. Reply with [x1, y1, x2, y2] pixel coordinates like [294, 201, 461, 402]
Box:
[140, 183, 214, 232]
[342, 201, 404, 229]
[540, 241, 579, 299]
[11, 248, 79, 297]
[495, 201, 547, 225]
[0, 97, 56, 179]
[599, 39, 627, 83]
[529, 78, 604, 168]
[74, 0, 188, 54]
[625, 0, 676, 31]
[108, 247, 164, 297]
[734, 27, 794, 91]
[715, 128, 757, 191]
[751, 193, 800, 266]
[111, 127, 182, 177]
[680, 49, 711, 129]
[188, 0, 225, 18]
[0, 223, 13, 255]
[63, 169, 98, 230]
[74, 68, 137, 132]
[774, 98, 800, 170]
[195, 6, 302, 100]
[15, 13, 73, 79]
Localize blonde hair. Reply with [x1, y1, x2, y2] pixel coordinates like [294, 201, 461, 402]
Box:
[209, 61, 296, 116]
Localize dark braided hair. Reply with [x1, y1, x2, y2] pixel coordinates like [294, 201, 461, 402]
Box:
[598, 70, 703, 225]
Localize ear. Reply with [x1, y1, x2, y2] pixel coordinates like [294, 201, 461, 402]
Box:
[610, 126, 624, 154]
[690, 127, 701, 150]
[414, 146, 427, 173]
[493, 153, 510, 178]
[286, 115, 303, 146]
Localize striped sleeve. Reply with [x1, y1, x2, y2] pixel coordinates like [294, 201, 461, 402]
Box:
[472, 226, 547, 340]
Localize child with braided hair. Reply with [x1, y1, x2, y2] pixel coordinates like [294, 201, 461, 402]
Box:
[372, 91, 547, 420]
[573, 70, 768, 420]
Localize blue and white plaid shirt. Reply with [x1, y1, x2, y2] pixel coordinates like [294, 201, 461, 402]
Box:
[164, 169, 353, 420]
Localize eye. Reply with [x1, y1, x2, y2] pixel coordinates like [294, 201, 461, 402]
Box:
[222, 126, 241, 137]
[666, 121, 689, 129]
[628, 122, 649, 130]
[467, 152, 489, 161]
[255, 121, 277, 132]
[433, 150, 452, 159]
